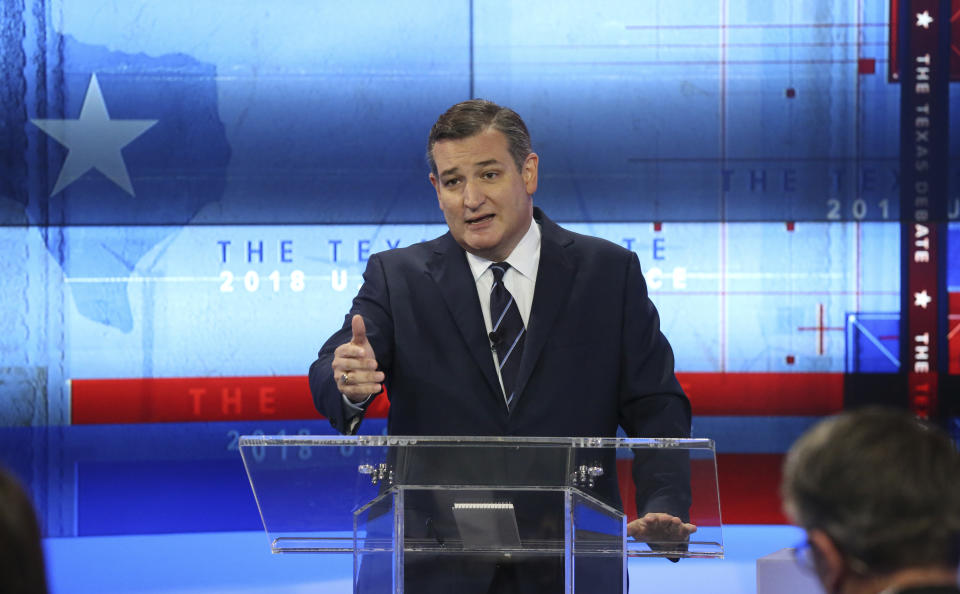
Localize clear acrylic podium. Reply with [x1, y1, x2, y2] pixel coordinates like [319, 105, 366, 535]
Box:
[239, 435, 723, 593]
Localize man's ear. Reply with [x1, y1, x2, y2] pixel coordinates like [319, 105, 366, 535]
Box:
[808, 529, 846, 593]
[429, 173, 443, 210]
[522, 152, 538, 195]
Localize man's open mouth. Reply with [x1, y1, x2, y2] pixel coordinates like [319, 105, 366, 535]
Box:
[466, 214, 494, 225]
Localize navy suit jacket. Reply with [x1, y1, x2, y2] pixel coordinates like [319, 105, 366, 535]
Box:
[309, 208, 691, 517]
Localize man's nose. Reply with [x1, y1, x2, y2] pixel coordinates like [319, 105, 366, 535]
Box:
[463, 180, 486, 209]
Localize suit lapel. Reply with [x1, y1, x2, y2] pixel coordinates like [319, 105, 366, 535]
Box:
[426, 234, 504, 399]
[512, 211, 575, 401]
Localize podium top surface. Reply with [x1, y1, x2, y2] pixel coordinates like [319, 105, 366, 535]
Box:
[238, 435, 715, 451]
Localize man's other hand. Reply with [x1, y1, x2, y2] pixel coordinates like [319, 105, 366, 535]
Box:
[627, 512, 697, 542]
[332, 315, 384, 403]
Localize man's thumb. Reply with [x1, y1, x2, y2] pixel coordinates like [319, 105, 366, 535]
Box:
[350, 315, 368, 346]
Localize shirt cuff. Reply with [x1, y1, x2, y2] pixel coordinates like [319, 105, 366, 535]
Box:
[341, 392, 376, 435]
[342, 392, 376, 413]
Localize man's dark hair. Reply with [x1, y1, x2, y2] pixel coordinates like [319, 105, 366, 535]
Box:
[782, 407, 960, 573]
[0, 467, 48, 593]
[427, 99, 532, 176]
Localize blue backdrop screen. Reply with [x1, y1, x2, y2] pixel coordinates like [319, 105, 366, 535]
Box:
[0, 0, 957, 535]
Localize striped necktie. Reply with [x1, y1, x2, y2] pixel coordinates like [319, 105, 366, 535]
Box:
[488, 262, 525, 411]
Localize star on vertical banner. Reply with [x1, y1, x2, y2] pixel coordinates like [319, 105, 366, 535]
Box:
[31, 73, 158, 196]
[898, 0, 948, 418]
[915, 10, 934, 27]
[887, 0, 960, 81]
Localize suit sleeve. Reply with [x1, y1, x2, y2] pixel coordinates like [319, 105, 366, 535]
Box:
[308, 254, 395, 434]
[616, 252, 693, 521]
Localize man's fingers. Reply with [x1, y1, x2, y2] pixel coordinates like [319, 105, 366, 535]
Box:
[333, 349, 380, 368]
[641, 512, 677, 524]
[350, 315, 368, 346]
[339, 369, 385, 386]
[337, 366, 384, 403]
[340, 381, 383, 402]
[627, 515, 698, 540]
[341, 381, 383, 396]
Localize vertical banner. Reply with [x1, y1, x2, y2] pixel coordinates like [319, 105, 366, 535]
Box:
[899, 0, 950, 418]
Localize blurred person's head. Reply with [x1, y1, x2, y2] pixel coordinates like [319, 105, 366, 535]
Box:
[781, 407, 960, 594]
[0, 467, 48, 593]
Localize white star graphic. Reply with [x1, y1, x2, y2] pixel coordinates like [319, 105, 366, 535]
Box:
[916, 10, 933, 28]
[914, 290, 932, 309]
[31, 73, 158, 196]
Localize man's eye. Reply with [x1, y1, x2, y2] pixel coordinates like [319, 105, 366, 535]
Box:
[482, 171, 499, 180]
[443, 178, 461, 187]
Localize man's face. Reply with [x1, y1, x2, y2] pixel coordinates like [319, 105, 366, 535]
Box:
[429, 128, 538, 262]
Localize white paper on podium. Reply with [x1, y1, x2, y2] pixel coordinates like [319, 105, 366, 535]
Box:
[452, 502, 522, 549]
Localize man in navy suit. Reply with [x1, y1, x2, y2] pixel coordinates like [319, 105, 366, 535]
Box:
[309, 99, 693, 591]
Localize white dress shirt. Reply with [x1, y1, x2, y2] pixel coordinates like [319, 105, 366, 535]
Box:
[464, 219, 540, 403]
[465, 218, 540, 331]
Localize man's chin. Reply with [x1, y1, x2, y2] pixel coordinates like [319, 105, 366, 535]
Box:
[463, 244, 503, 261]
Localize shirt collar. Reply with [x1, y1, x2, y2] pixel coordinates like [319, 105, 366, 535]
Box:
[465, 217, 541, 282]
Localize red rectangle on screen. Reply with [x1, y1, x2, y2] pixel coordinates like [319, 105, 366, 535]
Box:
[71, 376, 390, 424]
[617, 453, 788, 525]
[676, 372, 843, 416]
[715, 453, 788, 524]
[70, 376, 319, 424]
[72, 372, 839, 424]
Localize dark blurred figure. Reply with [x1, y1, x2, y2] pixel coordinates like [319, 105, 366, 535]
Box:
[781, 407, 960, 594]
[0, 467, 48, 594]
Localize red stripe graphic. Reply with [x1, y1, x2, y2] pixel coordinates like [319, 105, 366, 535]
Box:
[71, 376, 316, 424]
[618, 453, 792, 525]
[678, 372, 843, 416]
[70, 376, 390, 425]
[71, 372, 841, 425]
[714, 453, 788, 524]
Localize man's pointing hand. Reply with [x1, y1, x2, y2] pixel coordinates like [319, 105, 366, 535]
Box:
[332, 315, 384, 402]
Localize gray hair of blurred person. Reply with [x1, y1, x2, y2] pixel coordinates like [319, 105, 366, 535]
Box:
[427, 99, 533, 176]
[0, 467, 49, 593]
[782, 407, 960, 574]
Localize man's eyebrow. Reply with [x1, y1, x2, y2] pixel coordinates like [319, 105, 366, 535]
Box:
[439, 159, 501, 178]
[439, 166, 460, 178]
